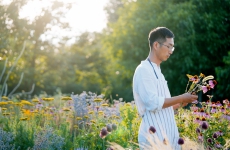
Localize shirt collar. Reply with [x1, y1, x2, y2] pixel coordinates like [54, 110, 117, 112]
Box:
[141, 60, 161, 70]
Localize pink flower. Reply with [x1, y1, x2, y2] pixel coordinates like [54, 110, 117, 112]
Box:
[202, 85, 211, 93]
[191, 106, 199, 111]
[205, 113, 211, 118]
[194, 117, 201, 124]
[192, 100, 199, 104]
[211, 107, 217, 113]
[216, 101, 222, 107]
[214, 142, 223, 148]
[216, 130, 223, 136]
[198, 133, 203, 142]
[223, 99, 229, 105]
[199, 108, 206, 117]
[209, 80, 217, 89]
[220, 107, 226, 113]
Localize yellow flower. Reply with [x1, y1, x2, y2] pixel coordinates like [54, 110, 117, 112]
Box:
[69, 115, 74, 118]
[7, 101, 13, 104]
[1, 108, 7, 111]
[90, 120, 96, 124]
[84, 115, 89, 119]
[61, 97, 72, 101]
[101, 103, 109, 107]
[2, 96, 8, 100]
[63, 108, 71, 111]
[98, 111, 104, 116]
[23, 109, 31, 116]
[14, 102, 22, 106]
[115, 116, 120, 119]
[33, 110, 39, 113]
[20, 117, 28, 121]
[3, 113, 10, 116]
[32, 99, 39, 103]
[88, 111, 94, 114]
[93, 98, 103, 103]
[20, 100, 33, 106]
[76, 117, 82, 120]
[199, 73, 205, 78]
[125, 103, 132, 107]
[0, 102, 8, 106]
[42, 98, 54, 101]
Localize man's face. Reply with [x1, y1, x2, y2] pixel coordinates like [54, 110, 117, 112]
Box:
[155, 38, 174, 62]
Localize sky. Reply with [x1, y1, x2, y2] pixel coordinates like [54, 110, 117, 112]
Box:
[2, 0, 109, 45]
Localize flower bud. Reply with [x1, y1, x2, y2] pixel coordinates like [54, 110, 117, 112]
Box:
[149, 126, 156, 134]
[106, 124, 112, 132]
[112, 124, 117, 131]
[201, 122, 209, 130]
[99, 128, 108, 139]
[178, 138, 184, 145]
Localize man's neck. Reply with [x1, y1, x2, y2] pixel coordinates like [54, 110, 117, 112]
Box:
[148, 51, 161, 66]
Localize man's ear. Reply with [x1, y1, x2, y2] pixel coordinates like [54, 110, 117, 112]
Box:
[152, 41, 159, 50]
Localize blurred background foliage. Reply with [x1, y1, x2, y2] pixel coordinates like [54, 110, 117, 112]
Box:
[0, 0, 229, 101]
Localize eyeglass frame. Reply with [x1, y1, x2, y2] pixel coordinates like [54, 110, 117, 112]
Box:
[158, 42, 175, 52]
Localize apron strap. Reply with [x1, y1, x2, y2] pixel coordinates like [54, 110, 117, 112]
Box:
[147, 58, 158, 79]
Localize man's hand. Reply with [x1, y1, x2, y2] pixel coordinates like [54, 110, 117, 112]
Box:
[163, 93, 198, 109]
[180, 93, 198, 104]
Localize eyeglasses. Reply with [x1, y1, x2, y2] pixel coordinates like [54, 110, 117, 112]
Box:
[158, 42, 175, 52]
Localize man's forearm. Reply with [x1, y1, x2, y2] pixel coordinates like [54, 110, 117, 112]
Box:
[162, 96, 183, 109]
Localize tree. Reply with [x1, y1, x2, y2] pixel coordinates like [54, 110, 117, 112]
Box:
[102, 0, 230, 101]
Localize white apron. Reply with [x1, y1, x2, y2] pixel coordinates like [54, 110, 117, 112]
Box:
[138, 59, 181, 150]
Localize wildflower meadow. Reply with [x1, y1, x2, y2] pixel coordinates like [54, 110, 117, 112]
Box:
[0, 90, 229, 150]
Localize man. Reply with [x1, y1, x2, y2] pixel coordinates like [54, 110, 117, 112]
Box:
[132, 27, 198, 150]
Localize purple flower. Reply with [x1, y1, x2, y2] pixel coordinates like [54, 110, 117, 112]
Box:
[149, 126, 156, 134]
[178, 138, 184, 145]
[99, 128, 108, 139]
[201, 121, 209, 130]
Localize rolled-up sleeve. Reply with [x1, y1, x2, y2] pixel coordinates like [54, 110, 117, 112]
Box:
[136, 67, 165, 112]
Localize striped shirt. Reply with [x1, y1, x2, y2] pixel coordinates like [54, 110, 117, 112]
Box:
[133, 60, 180, 150]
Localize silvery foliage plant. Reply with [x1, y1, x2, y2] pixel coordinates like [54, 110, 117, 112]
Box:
[0, 128, 18, 150]
[33, 125, 65, 150]
[71, 91, 104, 117]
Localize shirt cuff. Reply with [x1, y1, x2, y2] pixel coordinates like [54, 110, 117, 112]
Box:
[157, 96, 165, 111]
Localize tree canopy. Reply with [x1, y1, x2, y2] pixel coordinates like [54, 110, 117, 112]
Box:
[0, 0, 229, 101]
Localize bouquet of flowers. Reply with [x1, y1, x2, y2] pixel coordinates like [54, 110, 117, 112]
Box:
[185, 73, 217, 94]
